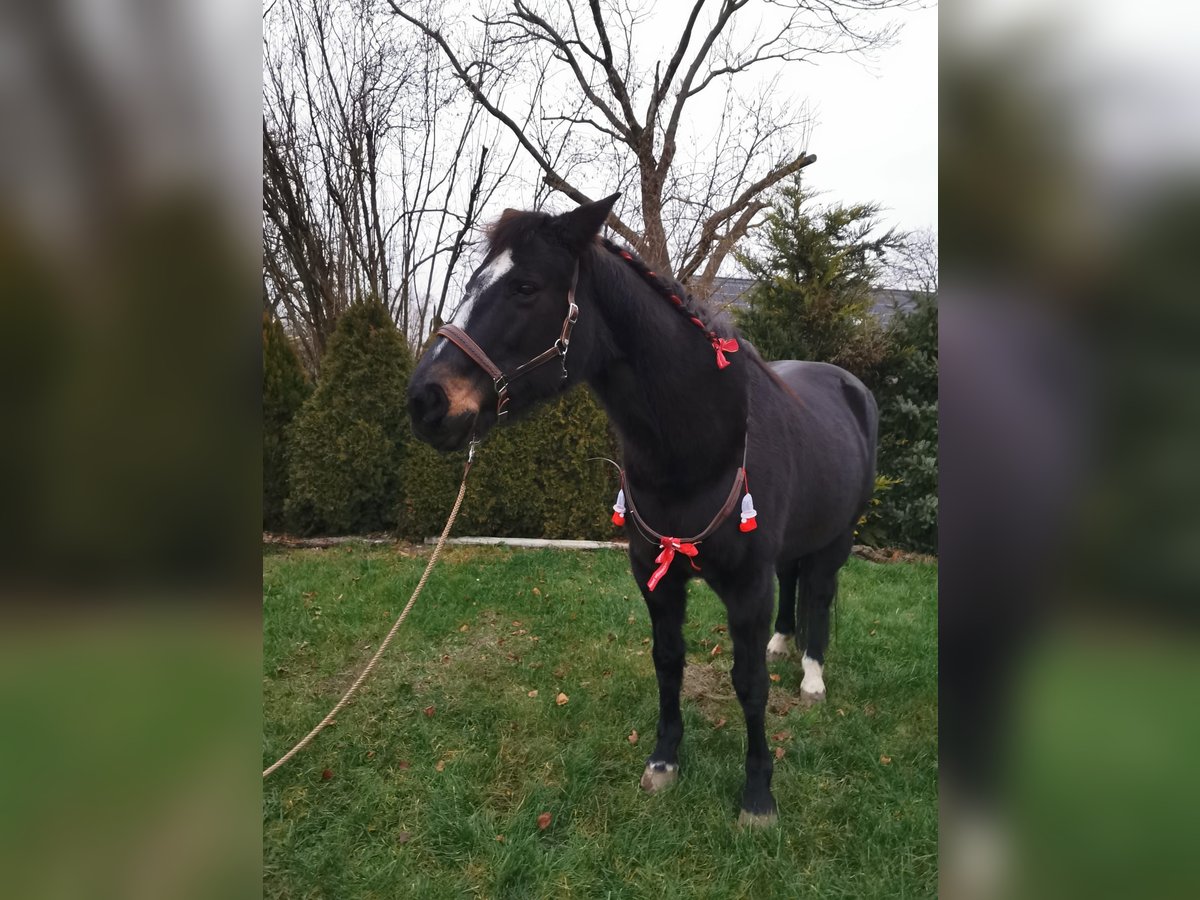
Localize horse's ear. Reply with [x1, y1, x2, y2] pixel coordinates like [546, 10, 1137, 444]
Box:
[556, 193, 620, 250]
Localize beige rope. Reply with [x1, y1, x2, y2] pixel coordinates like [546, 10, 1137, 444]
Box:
[263, 451, 475, 779]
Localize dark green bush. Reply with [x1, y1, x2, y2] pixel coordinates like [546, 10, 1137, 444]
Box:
[868, 293, 938, 552]
[396, 387, 621, 542]
[285, 298, 413, 534]
[262, 313, 310, 530]
[734, 178, 902, 386]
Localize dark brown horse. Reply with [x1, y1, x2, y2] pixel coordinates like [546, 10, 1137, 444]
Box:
[407, 195, 877, 825]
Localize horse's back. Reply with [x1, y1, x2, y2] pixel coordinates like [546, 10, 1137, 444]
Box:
[769, 360, 878, 449]
[764, 359, 879, 536]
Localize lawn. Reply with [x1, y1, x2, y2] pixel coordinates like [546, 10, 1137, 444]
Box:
[263, 543, 937, 899]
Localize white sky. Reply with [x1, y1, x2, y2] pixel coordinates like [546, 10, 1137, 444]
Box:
[481, 0, 939, 260]
[797, 2, 938, 235]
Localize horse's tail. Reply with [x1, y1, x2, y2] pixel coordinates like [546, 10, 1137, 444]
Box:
[839, 375, 879, 504]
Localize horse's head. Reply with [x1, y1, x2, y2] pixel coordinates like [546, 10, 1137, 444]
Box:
[407, 193, 619, 452]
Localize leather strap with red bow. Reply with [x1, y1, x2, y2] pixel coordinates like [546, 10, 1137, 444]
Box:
[647, 537, 701, 591]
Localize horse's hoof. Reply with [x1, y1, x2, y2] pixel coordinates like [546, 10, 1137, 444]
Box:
[799, 688, 826, 708]
[738, 809, 779, 828]
[766, 632, 793, 661]
[640, 762, 679, 793]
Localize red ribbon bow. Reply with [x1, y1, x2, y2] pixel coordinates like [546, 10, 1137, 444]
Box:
[711, 337, 739, 369]
[647, 537, 700, 591]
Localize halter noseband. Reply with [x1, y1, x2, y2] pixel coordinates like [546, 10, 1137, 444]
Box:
[435, 264, 580, 419]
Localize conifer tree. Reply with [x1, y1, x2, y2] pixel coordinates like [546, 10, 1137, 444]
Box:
[262, 313, 310, 530]
[734, 178, 902, 383]
[285, 298, 412, 534]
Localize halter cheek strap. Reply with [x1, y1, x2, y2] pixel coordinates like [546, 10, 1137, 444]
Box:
[436, 265, 579, 419]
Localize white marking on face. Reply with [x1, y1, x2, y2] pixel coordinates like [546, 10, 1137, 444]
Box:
[432, 249, 514, 360]
[801, 654, 825, 696]
[767, 632, 792, 658]
[455, 249, 513, 325]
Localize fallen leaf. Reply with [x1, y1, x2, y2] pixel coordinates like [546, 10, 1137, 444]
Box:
[512, 620, 522, 626]
[435, 759, 446, 772]
[713, 717, 727, 729]
[771, 730, 792, 742]
[321, 768, 333, 780]
[423, 705, 436, 717]
[459, 624, 469, 632]
[627, 615, 636, 624]
[556, 692, 569, 706]
[769, 673, 781, 682]
[495, 834, 506, 843]
[775, 747, 786, 760]
[869, 629, 877, 636]
[398, 760, 411, 770]
[366, 750, 375, 759]
[396, 831, 412, 844]
[642, 637, 651, 645]
[628, 729, 639, 744]
[836, 708, 846, 716]
[880, 755, 892, 765]
[537, 811, 552, 830]
[527, 689, 539, 698]
[532, 587, 542, 596]
[711, 644, 723, 657]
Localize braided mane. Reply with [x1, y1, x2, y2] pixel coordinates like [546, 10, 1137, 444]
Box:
[598, 237, 735, 346]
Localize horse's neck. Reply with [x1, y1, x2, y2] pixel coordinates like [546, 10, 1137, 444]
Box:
[583, 252, 748, 489]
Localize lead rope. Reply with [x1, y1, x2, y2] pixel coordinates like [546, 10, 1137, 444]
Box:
[263, 443, 478, 780]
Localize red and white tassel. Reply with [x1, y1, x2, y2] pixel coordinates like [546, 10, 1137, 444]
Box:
[611, 488, 626, 527]
[739, 491, 758, 532]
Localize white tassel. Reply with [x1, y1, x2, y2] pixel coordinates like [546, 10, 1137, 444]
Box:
[739, 492, 758, 532]
[611, 488, 626, 527]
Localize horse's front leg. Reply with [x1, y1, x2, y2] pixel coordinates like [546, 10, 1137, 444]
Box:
[721, 568, 778, 827]
[634, 568, 688, 793]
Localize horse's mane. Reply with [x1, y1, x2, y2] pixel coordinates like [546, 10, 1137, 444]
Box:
[485, 208, 551, 255]
[483, 208, 738, 348]
[597, 237, 735, 341]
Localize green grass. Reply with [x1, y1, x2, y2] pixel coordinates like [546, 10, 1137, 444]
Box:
[263, 544, 937, 899]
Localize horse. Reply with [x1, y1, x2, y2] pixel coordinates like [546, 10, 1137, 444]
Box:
[407, 194, 878, 826]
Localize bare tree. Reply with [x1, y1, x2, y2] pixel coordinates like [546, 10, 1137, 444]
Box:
[388, 0, 917, 295]
[886, 227, 938, 295]
[263, 0, 518, 366]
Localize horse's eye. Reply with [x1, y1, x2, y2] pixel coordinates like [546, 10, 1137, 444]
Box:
[513, 281, 538, 296]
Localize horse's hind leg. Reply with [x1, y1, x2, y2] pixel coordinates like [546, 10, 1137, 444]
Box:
[767, 560, 800, 660]
[798, 530, 855, 706]
[636, 572, 688, 793]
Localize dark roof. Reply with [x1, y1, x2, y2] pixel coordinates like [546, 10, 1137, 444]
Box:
[705, 277, 925, 326]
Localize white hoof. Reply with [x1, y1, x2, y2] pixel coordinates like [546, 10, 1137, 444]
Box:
[800, 654, 825, 699]
[640, 762, 679, 793]
[799, 688, 826, 708]
[737, 809, 779, 828]
[766, 632, 793, 661]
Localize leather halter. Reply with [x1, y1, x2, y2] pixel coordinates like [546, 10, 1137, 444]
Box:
[435, 265, 580, 419]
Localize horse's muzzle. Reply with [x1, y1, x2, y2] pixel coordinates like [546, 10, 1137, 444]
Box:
[407, 380, 478, 452]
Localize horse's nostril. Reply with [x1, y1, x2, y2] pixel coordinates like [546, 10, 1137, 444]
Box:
[409, 382, 450, 427]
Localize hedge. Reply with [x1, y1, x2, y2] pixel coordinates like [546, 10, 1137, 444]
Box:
[262, 313, 310, 530]
[285, 298, 413, 534]
[396, 388, 620, 542]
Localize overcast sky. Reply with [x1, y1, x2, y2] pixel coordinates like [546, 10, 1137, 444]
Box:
[486, 1, 939, 255]
[796, 3, 938, 236]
